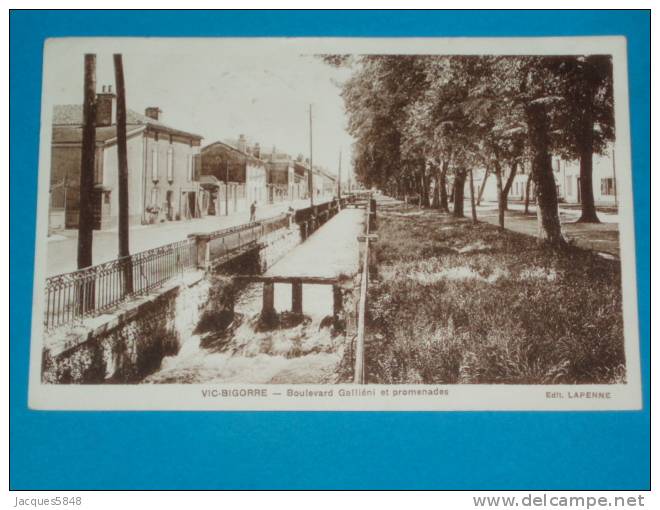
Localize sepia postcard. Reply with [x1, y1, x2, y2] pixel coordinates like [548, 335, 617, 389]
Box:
[28, 36, 642, 410]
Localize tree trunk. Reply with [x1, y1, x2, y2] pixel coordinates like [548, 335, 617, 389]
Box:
[577, 71, 600, 223]
[469, 168, 477, 223]
[431, 170, 440, 209]
[476, 166, 490, 206]
[439, 161, 449, 212]
[494, 161, 505, 230]
[114, 54, 133, 294]
[501, 161, 518, 211]
[453, 170, 466, 218]
[526, 101, 566, 247]
[524, 174, 532, 215]
[420, 171, 430, 208]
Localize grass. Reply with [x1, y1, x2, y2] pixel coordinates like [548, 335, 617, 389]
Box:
[364, 204, 626, 385]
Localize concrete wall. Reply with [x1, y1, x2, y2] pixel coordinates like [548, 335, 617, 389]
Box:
[42, 273, 209, 384]
[258, 221, 303, 272]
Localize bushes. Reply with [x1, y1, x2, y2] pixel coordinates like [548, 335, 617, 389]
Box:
[365, 207, 625, 385]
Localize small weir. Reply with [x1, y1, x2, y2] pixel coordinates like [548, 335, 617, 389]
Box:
[144, 208, 365, 384]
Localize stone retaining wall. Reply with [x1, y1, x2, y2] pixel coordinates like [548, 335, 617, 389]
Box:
[42, 273, 209, 384]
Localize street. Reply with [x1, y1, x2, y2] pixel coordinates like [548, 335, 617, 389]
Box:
[475, 201, 620, 257]
[46, 196, 335, 276]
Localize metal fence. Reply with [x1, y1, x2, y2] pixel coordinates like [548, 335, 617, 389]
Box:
[44, 239, 196, 331]
[43, 214, 297, 331]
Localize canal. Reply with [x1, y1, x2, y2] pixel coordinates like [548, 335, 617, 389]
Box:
[144, 208, 365, 384]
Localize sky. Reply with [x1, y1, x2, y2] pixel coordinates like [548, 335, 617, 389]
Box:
[42, 38, 356, 179]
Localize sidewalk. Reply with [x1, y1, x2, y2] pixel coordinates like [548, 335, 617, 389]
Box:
[475, 201, 620, 257]
[46, 196, 333, 276]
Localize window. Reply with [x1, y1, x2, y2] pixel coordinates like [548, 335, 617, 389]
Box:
[601, 178, 615, 196]
[151, 147, 159, 182]
[186, 154, 193, 182]
[167, 146, 174, 182]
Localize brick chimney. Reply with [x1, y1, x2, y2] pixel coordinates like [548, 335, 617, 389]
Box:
[96, 85, 116, 127]
[253, 142, 261, 159]
[237, 134, 247, 153]
[145, 107, 162, 121]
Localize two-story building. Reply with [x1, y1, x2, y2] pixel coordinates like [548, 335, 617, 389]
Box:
[200, 135, 268, 215]
[470, 147, 618, 208]
[260, 147, 296, 203]
[317, 167, 338, 197]
[49, 86, 204, 231]
[293, 159, 312, 200]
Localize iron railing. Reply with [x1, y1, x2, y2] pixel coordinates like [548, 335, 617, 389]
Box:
[43, 205, 338, 331]
[44, 239, 196, 330]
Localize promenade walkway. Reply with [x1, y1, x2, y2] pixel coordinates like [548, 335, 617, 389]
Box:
[46, 197, 333, 276]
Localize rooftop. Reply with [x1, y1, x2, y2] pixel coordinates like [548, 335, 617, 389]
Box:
[52, 104, 203, 141]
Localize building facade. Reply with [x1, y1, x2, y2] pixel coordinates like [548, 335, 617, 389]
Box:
[261, 147, 296, 203]
[200, 136, 268, 215]
[49, 89, 203, 231]
[468, 147, 618, 208]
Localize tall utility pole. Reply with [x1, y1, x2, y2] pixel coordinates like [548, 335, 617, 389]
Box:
[78, 54, 96, 271]
[612, 148, 618, 208]
[114, 54, 133, 293]
[337, 149, 342, 199]
[308, 104, 314, 207]
[225, 160, 229, 216]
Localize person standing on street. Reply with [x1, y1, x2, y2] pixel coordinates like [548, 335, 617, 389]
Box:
[250, 201, 257, 222]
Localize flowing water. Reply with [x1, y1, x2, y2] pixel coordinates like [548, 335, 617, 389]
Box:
[144, 208, 364, 384]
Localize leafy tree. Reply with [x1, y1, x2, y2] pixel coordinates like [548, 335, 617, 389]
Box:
[550, 55, 615, 222]
[328, 53, 612, 247]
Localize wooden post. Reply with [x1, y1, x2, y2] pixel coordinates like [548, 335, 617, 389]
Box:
[292, 280, 303, 314]
[262, 282, 275, 316]
[114, 54, 133, 294]
[333, 284, 342, 321]
[308, 105, 314, 207]
[225, 163, 229, 216]
[369, 198, 377, 231]
[77, 54, 97, 315]
[189, 234, 210, 270]
[337, 149, 342, 200]
[78, 54, 96, 270]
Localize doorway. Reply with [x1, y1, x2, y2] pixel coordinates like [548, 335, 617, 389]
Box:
[187, 191, 196, 219]
[166, 190, 174, 220]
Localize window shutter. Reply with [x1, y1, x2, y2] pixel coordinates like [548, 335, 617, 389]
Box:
[167, 146, 174, 182]
[151, 148, 158, 181]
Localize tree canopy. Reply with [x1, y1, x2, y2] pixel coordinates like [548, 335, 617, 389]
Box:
[325, 53, 615, 244]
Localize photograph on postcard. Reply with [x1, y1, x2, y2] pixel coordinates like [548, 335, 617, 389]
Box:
[28, 37, 641, 410]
